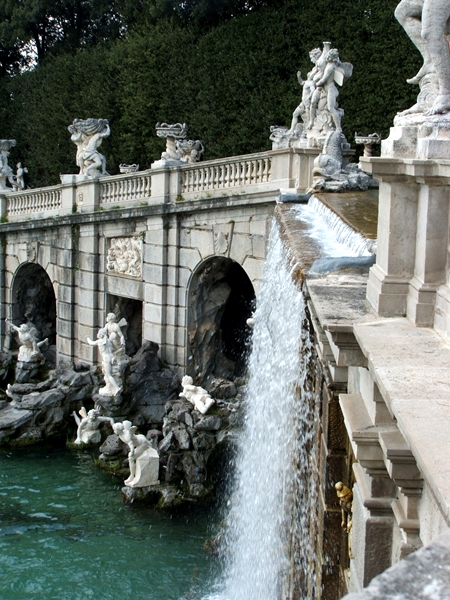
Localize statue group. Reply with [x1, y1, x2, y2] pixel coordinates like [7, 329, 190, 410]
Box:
[87, 313, 128, 397]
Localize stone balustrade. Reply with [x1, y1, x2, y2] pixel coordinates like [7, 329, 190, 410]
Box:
[180, 153, 272, 194]
[4, 186, 62, 219]
[0, 147, 319, 221]
[99, 172, 152, 207]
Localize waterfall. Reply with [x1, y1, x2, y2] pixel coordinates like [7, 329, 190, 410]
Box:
[293, 195, 372, 257]
[207, 221, 320, 600]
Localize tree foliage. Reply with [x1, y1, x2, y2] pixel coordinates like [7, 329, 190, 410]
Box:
[0, 0, 422, 186]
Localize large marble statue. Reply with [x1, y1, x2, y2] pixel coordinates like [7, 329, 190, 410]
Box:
[113, 420, 160, 487]
[6, 319, 47, 362]
[72, 406, 114, 445]
[0, 140, 17, 190]
[154, 123, 204, 165]
[87, 313, 128, 397]
[179, 375, 215, 415]
[87, 328, 122, 396]
[68, 118, 110, 177]
[274, 43, 352, 151]
[395, 0, 450, 116]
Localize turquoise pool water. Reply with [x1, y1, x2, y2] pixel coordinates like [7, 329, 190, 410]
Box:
[0, 445, 219, 600]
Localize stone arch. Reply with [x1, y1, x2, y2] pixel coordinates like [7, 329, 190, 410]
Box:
[10, 262, 57, 349]
[187, 256, 255, 383]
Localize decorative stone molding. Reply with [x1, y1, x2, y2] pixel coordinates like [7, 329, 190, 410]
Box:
[106, 236, 142, 278]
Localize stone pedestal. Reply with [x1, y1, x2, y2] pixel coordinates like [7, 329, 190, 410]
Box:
[361, 118, 450, 326]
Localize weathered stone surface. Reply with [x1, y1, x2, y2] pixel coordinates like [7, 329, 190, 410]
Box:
[342, 529, 450, 600]
[20, 388, 65, 410]
[172, 425, 191, 450]
[158, 430, 174, 453]
[125, 341, 179, 424]
[0, 405, 34, 430]
[208, 378, 237, 399]
[99, 433, 126, 458]
[194, 415, 222, 431]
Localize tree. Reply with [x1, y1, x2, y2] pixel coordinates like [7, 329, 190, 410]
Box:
[0, 0, 131, 70]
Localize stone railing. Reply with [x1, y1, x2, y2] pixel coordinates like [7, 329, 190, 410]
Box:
[0, 147, 317, 220]
[99, 172, 152, 206]
[180, 153, 272, 194]
[6, 186, 62, 218]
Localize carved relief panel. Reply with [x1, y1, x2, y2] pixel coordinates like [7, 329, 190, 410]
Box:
[106, 236, 142, 278]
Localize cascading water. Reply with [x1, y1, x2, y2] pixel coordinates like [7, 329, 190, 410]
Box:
[293, 196, 372, 257]
[207, 221, 320, 600]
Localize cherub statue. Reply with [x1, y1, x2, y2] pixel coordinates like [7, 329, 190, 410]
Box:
[72, 406, 114, 445]
[6, 319, 47, 362]
[179, 375, 215, 415]
[87, 328, 121, 396]
[113, 420, 159, 487]
[395, 0, 450, 115]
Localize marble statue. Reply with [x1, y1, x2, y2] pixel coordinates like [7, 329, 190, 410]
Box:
[113, 420, 160, 487]
[6, 319, 47, 362]
[87, 328, 122, 396]
[0, 140, 17, 190]
[12, 163, 28, 191]
[104, 312, 128, 364]
[154, 123, 204, 165]
[87, 313, 128, 397]
[68, 118, 110, 177]
[107, 237, 142, 278]
[274, 43, 352, 151]
[176, 139, 204, 164]
[395, 0, 450, 116]
[179, 375, 215, 415]
[72, 406, 114, 445]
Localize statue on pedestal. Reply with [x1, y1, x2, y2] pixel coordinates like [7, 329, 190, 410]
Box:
[395, 1, 450, 116]
[179, 375, 215, 415]
[154, 123, 204, 166]
[68, 118, 110, 177]
[113, 420, 160, 487]
[282, 42, 353, 149]
[6, 319, 48, 383]
[72, 406, 114, 445]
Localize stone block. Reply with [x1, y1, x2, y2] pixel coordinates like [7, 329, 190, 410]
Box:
[57, 318, 74, 338]
[251, 235, 267, 259]
[106, 275, 143, 300]
[249, 216, 267, 236]
[78, 252, 99, 272]
[78, 269, 97, 290]
[144, 283, 164, 305]
[190, 228, 214, 259]
[143, 322, 162, 345]
[144, 303, 162, 325]
[230, 233, 252, 263]
[242, 256, 264, 285]
[143, 243, 164, 266]
[180, 247, 202, 270]
[142, 263, 164, 285]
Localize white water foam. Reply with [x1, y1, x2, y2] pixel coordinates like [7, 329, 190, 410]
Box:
[291, 195, 372, 257]
[205, 221, 319, 600]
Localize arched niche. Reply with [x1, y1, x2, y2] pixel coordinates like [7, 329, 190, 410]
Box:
[10, 263, 57, 348]
[187, 257, 255, 383]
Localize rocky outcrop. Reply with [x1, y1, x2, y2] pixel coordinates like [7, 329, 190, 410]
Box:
[98, 377, 246, 507]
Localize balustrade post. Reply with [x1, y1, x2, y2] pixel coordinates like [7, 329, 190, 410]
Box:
[0, 193, 7, 221]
